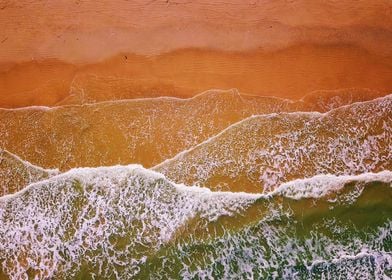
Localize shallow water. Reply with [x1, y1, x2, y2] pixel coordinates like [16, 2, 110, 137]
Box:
[0, 92, 391, 280]
[0, 166, 390, 279]
[155, 95, 392, 193]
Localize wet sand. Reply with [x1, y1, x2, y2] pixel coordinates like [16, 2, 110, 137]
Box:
[1, 0, 391, 108]
[1, 44, 391, 108]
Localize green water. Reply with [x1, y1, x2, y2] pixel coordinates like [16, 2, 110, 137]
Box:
[136, 182, 392, 279]
[0, 168, 391, 279]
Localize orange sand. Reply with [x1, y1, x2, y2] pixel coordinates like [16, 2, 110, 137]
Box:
[1, 0, 391, 63]
[1, 44, 391, 108]
[1, 0, 391, 108]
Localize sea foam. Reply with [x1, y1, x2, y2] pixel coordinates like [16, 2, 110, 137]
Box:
[154, 94, 392, 193]
[0, 164, 391, 279]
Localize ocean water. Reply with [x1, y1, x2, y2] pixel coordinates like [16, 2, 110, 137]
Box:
[154, 95, 392, 193]
[0, 92, 391, 279]
[0, 167, 391, 279]
[0, 89, 383, 171]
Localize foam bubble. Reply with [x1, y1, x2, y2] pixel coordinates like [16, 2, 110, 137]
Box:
[155, 95, 392, 193]
[0, 165, 259, 279]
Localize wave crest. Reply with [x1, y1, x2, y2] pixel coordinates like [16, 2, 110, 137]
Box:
[0, 165, 391, 279]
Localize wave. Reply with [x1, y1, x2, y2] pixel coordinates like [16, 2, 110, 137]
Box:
[0, 89, 303, 170]
[0, 165, 390, 279]
[139, 171, 392, 279]
[0, 149, 59, 196]
[0, 89, 385, 171]
[300, 88, 384, 112]
[271, 170, 392, 199]
[154, 94, 392, 192]
[0, 165, 259, 279]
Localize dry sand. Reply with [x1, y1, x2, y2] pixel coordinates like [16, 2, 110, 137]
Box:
[0, 0, 391, 108]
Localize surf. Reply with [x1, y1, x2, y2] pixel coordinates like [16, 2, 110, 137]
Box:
[154, 94, 392, 193]
[0, 165, 390, 279]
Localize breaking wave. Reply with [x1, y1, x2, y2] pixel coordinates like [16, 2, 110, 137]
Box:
[0, 166, 390, 279]
[0, 149, 59, 196]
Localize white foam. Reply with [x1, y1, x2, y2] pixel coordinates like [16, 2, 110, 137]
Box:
[0, 164, 390, 279]
[174, 212, 392, 280]
[0, 88, 295, 112]
[155, 94, 392, 169]
[0, 87, 304, 170]
[0, 149, 60, 196]
[154, 94, 392, 192]
[0, 149, 59, 174]
[3, 165, 389, 202]
[0, 164, 261, 279]
[271, 171, 392, 199]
